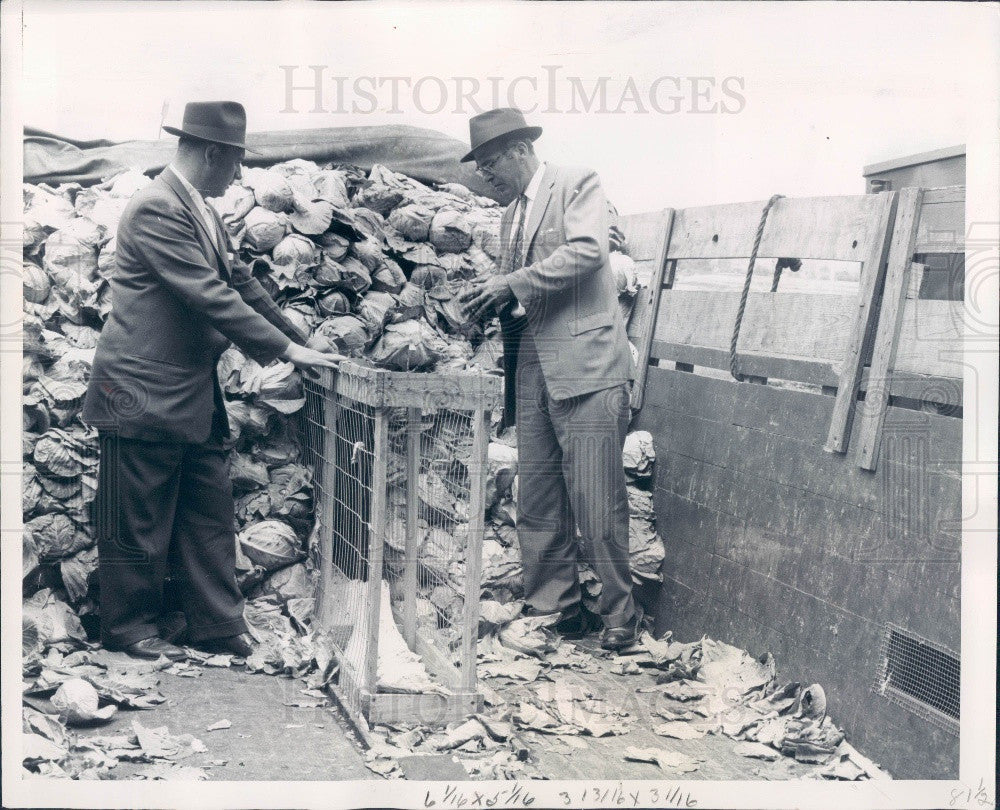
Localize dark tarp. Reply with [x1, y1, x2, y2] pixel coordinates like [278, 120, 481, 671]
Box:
[23, 124, 500, 200]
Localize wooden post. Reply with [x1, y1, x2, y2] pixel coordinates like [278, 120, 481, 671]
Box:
[362, 406, 389, 696]
[402, 407, 421, 649]
[825, 191, 898, 453]
[460, 406, 489, 692]
[630, 210, 675, 411]
[855, 187, 925, 471]
[316, 368, 339, 628]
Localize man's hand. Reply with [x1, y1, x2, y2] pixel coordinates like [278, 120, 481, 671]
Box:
[459, 276, 516, 323]
[280, 341, 346, 381]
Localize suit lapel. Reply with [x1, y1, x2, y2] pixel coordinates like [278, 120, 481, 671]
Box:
[161, 167, 230, 275]
[522, 164, 556, 261]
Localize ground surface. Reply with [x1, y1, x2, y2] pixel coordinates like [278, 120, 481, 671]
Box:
[60, 633, 823, 782]
[87, 664, 371, 781]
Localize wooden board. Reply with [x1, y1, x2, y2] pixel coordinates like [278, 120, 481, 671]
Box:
[650, 342, 839, 387]
[461, 408, 489, 691]
[619, 209, 671, 261]
[894, 300, 965, 378]
[914, 185, 965, 253]
[620, 209, 674, 410]
[825, 191, 898, 453]
[315, 374, 339, 627]
[666, 194, 896, 262]
[856, 187, 925, 470]
[335, 361, 502, 410]
[654, 289, 857, 362]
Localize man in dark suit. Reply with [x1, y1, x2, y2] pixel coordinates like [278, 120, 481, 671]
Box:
[82, 101, 342, 660]
[460, 109, 642, 651]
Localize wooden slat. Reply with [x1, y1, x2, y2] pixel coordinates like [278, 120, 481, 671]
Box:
[906, 261, 927, 300]
[666, 194, 894, 262]
[651, 342, 839, 387]
[335, 361, 503, 410]
[922, 185, 965, 205]
[402, 408, 421, 648]
[825, 191, 898, 453]
[914, 186, 965, 253]
[884, 373, 962, 408]
[619, 210, 671, 261]
[626, 282, 652, 341]
[362, 408, 389, 694]
[894, 300, 965, 378]
[461, 407, 489, 691]
[368, 691, 482, 726]
[856, 188, 925, 471]
[316, 369, 339, 628]
[654, 290, 857, 362]
[624, 209, 674, 410]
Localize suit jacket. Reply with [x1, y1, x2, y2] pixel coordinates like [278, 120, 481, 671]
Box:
[82, 167, 306, 444]
[498, 163, 634, 426]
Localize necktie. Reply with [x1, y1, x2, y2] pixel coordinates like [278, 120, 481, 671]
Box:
[510, 194, 528, 270]
[507, 196, 527, 317]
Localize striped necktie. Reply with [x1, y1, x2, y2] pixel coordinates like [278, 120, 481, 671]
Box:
[510, 194, 528, 270]
[506, 195, 528, 318]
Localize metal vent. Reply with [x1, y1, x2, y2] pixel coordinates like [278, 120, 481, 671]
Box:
[874, 624, 960, 732]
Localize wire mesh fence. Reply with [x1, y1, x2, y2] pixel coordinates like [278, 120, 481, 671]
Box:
[303, 361, 501, 726]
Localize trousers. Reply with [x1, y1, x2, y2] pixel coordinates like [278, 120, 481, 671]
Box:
[95, 432, 248, 647]
[514, 333, 636, 628]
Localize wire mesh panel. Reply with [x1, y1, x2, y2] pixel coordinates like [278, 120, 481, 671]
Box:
[303, 361, 501, 727]
[873, 623, 960, 734]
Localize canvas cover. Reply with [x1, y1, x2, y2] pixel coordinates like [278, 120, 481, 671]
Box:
[23, 124, 499, 199]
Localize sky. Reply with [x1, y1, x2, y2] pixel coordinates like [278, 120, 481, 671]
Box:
[18, 0, 998, 213]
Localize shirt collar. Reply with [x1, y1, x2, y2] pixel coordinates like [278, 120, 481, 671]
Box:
[168, 164, 208, 209]
[522, 162, 547, 202]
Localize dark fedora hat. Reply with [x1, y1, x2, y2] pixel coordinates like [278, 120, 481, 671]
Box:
[163, 101, 258, 153]
[461, 107, 542, 163]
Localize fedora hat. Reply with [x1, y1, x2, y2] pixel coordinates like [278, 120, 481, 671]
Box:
[461, 107, 542, 163]
[163, 101, 258, 153]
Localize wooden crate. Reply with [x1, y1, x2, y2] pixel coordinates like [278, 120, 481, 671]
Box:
[302, 361, 502, 730]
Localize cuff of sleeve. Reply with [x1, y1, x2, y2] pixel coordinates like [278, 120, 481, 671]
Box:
[506, 269, 534, 310]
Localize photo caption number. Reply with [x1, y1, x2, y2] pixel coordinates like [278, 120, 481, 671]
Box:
[558, 785, 696, 807]
[950, 779, 995, 808]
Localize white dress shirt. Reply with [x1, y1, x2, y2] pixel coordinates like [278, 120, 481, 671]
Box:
[507, 162, 546, 316]
[508, 161, 547, 260]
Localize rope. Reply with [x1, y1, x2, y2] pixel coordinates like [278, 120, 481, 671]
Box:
[730, 194, 784, 381]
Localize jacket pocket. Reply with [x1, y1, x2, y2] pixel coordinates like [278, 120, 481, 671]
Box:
[123, 353, 189, 374]
[568, 311, 613, 335]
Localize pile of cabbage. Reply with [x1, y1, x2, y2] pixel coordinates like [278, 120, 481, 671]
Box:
[21, 158, 648, 654]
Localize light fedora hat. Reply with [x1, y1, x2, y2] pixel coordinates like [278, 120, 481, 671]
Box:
[163, 101, 259, 153]
[461, 107, 542, 163]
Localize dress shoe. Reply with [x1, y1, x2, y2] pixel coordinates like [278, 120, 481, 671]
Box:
[116, 636, 187, 662]
[553, 607, 602, 640]
[522, 604, 598, 640]
[600, 607, 645, 651]
[195, 632, 255, 658]
[157, 611, 188, 645]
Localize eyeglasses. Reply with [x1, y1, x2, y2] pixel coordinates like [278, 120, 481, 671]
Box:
[475, 149, 509, 177]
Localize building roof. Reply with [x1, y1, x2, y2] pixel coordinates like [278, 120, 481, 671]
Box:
[863, 145, 966, 177]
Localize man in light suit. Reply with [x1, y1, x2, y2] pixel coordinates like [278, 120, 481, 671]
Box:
[460, 108, 642, 650]
[82, 101, 342, 660]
